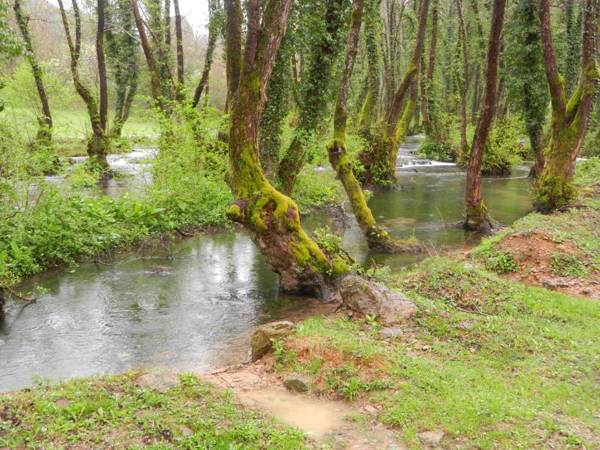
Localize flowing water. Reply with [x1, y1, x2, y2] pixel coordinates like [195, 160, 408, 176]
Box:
[0, 137, 533, 392]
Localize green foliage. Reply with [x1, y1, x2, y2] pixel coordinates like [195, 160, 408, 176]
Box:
[0, 372, 306, 448]
[551, 253, 588, 277]
[483, 250, 518, 274]
[461, 117, 523, 176]
[575, 157, 600, 186]
[417, 139, 455, 162]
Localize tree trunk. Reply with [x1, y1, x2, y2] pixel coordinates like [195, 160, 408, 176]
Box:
[360, 0, 430, 188]
[328, 0, 422, 253]
[173, 0, 184, 88]
[359, 0, 382, 136]
[223, 0, 241, 111]
[421, 0, 438, 137]
[456, 0, 468, 157]
[192, 0, 220, 108]
[469, 0, 487, 125]
[276, 0, 348, 195]
[464, 0, 507, 232]
[58, 0, 109, 171]
[227, 0, 346, 297]
[534, 0, 599, 212]
[13, 0, 52, 146]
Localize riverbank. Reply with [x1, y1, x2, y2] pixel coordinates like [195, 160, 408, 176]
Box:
[2, 160, 598, 449]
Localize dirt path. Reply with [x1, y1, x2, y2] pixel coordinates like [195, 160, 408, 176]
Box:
[202, 362, 406, 449]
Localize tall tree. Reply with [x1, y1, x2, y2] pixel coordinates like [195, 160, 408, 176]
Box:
[226, 0, 348, 297]
[420, 0, 438, 137]
[173, 0, 184, 88]
[464, 0, 507, 232]
[58, 0, 110, 172]
[534, 0, 599, 212]
[106, 0, 138, 137]
[276, 0, 350, 194]
[359, 0, 430, 187]
[328, 0, 421, 253]
[505, 0, 548, 178]
[13, 0, 52, 146]
[455, 0, 469, 156]
[192, 0, 222, 108]
[223, 0, 241, 110]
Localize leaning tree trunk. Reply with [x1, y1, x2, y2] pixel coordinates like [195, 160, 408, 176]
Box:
[13, 0, 52, 147]
[276, 0, 348, 195]
[192, 0, 220, 108]
[359, 0, 430, 188]
[226, 0, 347, 298]
[534, 0, 599, 212]
[328, 0, 421, 254]
[58, 0, 109, 172]
[464, 0, 507, 232]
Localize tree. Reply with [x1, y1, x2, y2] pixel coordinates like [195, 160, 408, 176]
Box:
[226, 0, 348, 297]
[58, 0, 110, 172]
[106, 0, 138, 138]
[276, 0, 350, 194]
[534, 0, 599, 212]
[504, 0, 548, 178]
[192, 0, 222, 108]
[223, 0, 241, 110]
[359, 0, 430, 187]
[13, 0, 52, 146]
[455, 0, 468, 157]
[464, 0, 507, 232]
[328, 0, 421, 253]
[420, 0, 438, 137]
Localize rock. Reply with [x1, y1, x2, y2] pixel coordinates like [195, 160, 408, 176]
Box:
[379, 327, 404, 339]
[339, 275, 417, 325]
[136, 371, 179, 393]
[417, 430, 445, 448]
[283, 373, 310, 393]
[251, 320, 295, 361]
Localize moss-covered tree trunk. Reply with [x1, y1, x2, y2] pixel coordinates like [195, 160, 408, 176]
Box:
[58, 0, 110, 172]
[223, 0, 241, 111]
[534, 0, 599, 212]
[13, 0, 52, 147]
[464, 0, 506, 232]
[192, 0, 221, 108]
[276, 0, 349, 195]
[329, 0, 421, 253]
[226, 0, 346, 297]
[106, 0, 138, 138]
[456, 0, 469, 158]
[420, 0, 438, 137]
[359, 0, 429, 188]
[358, 0, 382, 136]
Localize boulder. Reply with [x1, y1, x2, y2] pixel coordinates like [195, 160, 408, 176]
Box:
[339, 275, 417, 325]
[250, 320, 295, 361]
[283, 373, 310, 393]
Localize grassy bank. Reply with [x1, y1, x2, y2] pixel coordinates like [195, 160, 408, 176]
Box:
[0, 372, 305, 449]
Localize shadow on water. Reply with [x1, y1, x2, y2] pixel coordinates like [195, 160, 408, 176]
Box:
[0, 138, 532, 391]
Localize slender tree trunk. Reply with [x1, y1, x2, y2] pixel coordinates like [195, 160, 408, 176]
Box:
[58, 0, 109, 171]
[469, 0, 487, 125]
[360, 0, 430, 188]
[464, 0, 507, 232]
[276, 0, 348, 195]
[192, 0, 220, 108]
[173, 0, 184, 87]
[223, 0, 241, 111]
[227, 0, 346, 297]
[13, 0, 52, 146]
[456, 0, 469, 157]
[421, 0, 438, 136]
[359, 0, 382, 136]
[534, 0, 599, 212]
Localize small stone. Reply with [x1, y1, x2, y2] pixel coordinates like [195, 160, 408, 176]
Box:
[380, 327, 404, 339]
[136, 371, 179, 393]
[251, 321, 295, 361]
[364, 404, 378, 414]
[417, 430, 445, 448]
[283, 373, 310, 393]
[457, 321, 474, 330]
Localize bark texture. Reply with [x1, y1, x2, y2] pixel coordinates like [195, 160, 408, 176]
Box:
[226, 0, 346, 297]
[534, 0, 599, 212]
[328, 0, 421, 253]
[464, 0, 507, 232]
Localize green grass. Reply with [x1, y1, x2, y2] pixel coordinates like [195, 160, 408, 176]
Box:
[274, 258, 600, 448]
[0, 372, 305, 449]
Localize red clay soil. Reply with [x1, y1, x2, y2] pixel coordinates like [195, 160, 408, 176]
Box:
[498, 231, 600, 300]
